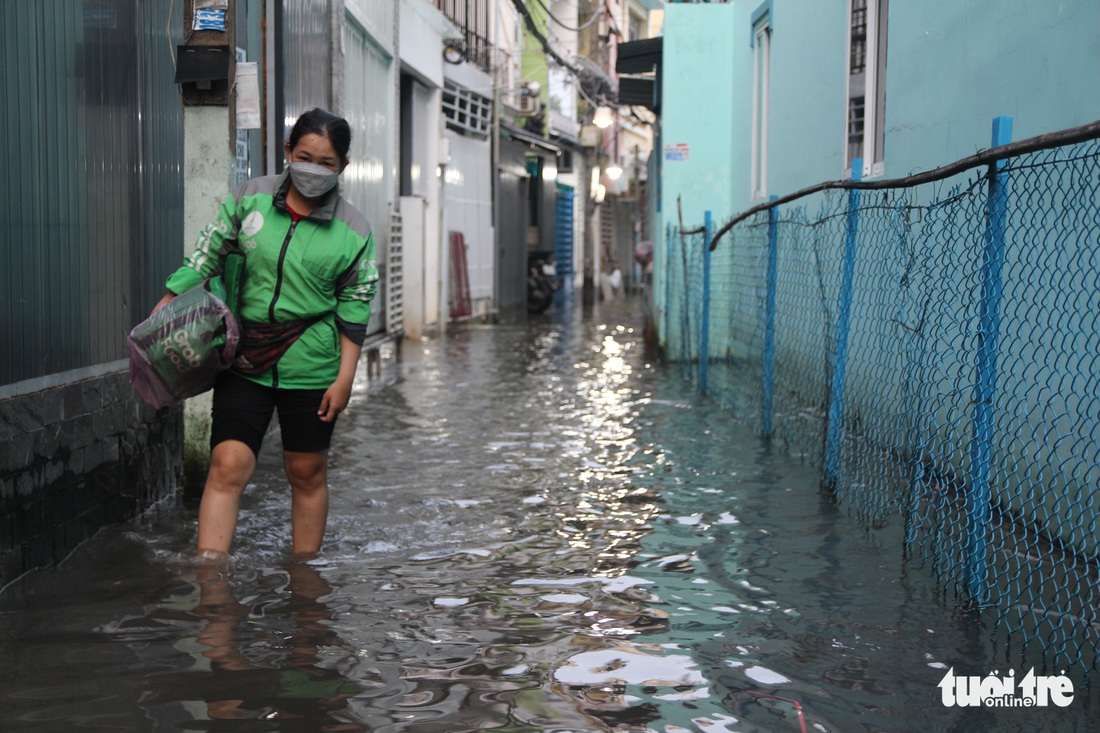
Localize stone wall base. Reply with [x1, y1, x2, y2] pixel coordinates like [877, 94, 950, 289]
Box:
[0, 370, 183, 587]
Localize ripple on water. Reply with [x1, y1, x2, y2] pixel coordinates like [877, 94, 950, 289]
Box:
[2, 303, 1096, 733]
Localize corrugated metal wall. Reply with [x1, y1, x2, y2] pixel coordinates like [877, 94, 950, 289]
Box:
[346, 0, 393, 57]
[281, 0, 333, 142]
[342, 11, 395, 337]
[0, 0, 183, 387]
[444, 130, 495, 302]
[342, 14, 394, 244]
[142, 1, 188, 317]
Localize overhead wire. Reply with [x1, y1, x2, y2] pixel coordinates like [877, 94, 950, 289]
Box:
[575, 78, 602, 109]
[530, 0, 605, 32]
[508, 0, 581, 74]
[507, 0, 617, 106]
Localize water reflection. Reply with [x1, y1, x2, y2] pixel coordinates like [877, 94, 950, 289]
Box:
[141, 560, 365, 730]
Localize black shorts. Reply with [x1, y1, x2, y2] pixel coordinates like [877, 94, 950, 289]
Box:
[210, 371, 336, 456]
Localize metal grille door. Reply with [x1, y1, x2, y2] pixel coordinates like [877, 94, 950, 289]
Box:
[386, 208, 404, 335]
[555, 185, 575, 278]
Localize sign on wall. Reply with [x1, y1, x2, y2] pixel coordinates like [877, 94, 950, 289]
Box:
[664, 143, 690, 162]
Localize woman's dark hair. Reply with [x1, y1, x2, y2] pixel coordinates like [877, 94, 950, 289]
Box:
[287, 108, 352, 162]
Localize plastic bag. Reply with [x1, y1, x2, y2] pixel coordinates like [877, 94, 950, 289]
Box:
[128, 279, 239, 408]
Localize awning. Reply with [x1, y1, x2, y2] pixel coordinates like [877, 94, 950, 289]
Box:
[616, 37, 662, 112]
[619, 77, 656, 109]
[616, 37, 662, 75]
[500, 123, 561, 155]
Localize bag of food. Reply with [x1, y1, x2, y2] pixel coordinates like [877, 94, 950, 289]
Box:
[128, 279, 240, 408]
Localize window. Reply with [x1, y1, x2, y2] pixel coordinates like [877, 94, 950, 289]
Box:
[442, 81, 492, 138]
[849, 0, 867, 73]
[847, 96, 865, 166]
[846, 0, 887, 177]
[750, 4, 771, 200]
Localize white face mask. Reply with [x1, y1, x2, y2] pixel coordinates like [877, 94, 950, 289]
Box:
[287, 162, 339, 198]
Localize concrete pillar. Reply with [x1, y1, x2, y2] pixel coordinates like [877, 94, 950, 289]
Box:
[178, 0, 235, 498]
[181, 108, 233, 498]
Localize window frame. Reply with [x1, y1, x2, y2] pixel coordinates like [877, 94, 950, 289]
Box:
[845, 0, 888, 178]
[442, 80, 493, 139]
[750, 4, 772, 200]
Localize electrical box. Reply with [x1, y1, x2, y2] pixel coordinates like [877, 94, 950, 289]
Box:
[174, 45, 231, 106]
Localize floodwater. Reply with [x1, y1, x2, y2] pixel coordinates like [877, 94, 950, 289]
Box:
[0, 298, 1092, 732]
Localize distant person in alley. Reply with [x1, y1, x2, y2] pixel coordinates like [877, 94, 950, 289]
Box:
[153, 108, 378, 560]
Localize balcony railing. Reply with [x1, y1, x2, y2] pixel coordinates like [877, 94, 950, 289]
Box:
[435, 0, 494, 74]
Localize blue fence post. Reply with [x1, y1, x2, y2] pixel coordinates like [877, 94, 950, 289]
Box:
[966, 115, 1013, 606]
[700, 211, 713, 393]
[664, 223, 672, 357]
[762, 196, 779, 438]
[823, 161, 863, 492]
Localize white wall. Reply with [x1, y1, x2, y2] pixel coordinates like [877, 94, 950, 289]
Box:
[493, 0, 522, 91]
[399, 0, 448, 88]
[400, 195, 429, 338]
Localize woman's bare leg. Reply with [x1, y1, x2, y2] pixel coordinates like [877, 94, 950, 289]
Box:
[196, 440, 257, 556]
[284, 450, 329, 555]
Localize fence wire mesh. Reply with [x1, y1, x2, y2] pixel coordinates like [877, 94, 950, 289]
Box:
[659, 136, 1100, 675]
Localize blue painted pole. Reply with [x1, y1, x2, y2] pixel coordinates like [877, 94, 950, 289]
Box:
[700, 211, 713, 393]
[762, 196, 779, 438]
[664, 223, 672, 357]
[966, 116, 1013, 606]
[823, 161, 863, 492]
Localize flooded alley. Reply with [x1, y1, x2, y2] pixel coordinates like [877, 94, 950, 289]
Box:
[0, 299, 1092, 732]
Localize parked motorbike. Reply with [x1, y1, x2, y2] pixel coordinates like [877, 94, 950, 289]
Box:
[527, 253, 559, 314]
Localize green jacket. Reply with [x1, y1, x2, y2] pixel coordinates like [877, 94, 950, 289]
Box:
[166, 170, 378, 389]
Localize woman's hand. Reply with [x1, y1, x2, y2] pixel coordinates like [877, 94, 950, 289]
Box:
[317, 332, 363, 422]
[152, 292, 176, 315]
[317, 378, 353, 423]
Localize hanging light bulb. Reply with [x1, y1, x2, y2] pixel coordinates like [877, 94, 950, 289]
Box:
[606, 163, 623, 180]
[592, 106, 614, 128]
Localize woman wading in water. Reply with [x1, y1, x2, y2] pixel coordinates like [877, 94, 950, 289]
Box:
[155, 108, 377, 559]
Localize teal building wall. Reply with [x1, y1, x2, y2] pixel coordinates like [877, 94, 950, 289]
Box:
[655, 0, 1100, 359]
[660, 0, 1100, 223]
[659, 2, 739, 233]
[885, 0, 1100, 177]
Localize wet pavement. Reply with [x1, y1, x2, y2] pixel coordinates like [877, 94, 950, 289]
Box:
[0, 297, 1094, 732]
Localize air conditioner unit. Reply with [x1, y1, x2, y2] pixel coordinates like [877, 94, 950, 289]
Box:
[513, 93, 541, 117]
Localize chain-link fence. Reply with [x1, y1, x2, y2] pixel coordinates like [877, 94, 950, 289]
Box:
[659, 122, 1100, 674]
